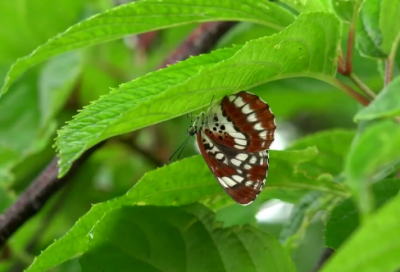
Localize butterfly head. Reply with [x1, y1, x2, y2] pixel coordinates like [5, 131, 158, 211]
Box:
[187, 112, 205, 136]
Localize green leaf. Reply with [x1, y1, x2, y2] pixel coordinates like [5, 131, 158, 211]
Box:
[0, 71, 55, 177]
[331, 0, 356, 23]
[345, 120, 400, 213]
[56, 12, 341, 177]
[26, 148, 348, 272]
[356, 0, 386, 58]
[288, 129, 355, 178]
[280, 192, 339, 251]
[355, 76, 400, 120]
[0, 0, 83, 64]
[321, 188, 400, 272]
[356, 0, 400, 58]
[325, 179, 400, 250]
[0, 0, 296, 95]
[279, 0, 332, 13]
[79, 204, 297, 272]
[379, 0, 400, 53]
[38, 51, 82, 126]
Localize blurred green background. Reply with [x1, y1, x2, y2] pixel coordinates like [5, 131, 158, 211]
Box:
[0, 0, 383, 271]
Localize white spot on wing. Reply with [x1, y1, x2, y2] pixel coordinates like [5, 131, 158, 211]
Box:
[245, 181, 253, 186]
[218, 178, 228, 188]
[215, 153, 224, 160]
[247, 113, 257, 122]
[244, 164, 251, 170]
[254, 123, 263, 131]
[234, 144, 245, 150]
[236, 153, 248, 161]
[234, 96, 245, 107]
[242, 104, 252, 114]
[250, 156, 257, 164]
[259, 131, 267, 139]
[222, 177, 236, 187]
[231, 159, 242, 166]
[234, 138, 247, 146]
[230, 132, 245, 139]
[232, 175, 244, 182]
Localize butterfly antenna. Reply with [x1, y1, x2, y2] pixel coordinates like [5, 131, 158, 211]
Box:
[168, 136, 190, 162]
[177, 137, 190, 160]
[209, 94, 215, 109]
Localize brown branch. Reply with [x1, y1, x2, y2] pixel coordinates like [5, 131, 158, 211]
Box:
[159, 22, 236, 68]
[0, 143, 104, 248]
[0, 21, 237, 249]
[343, 0, 362, 76]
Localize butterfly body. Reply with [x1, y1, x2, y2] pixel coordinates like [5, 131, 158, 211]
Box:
[188, 91, 276, 205]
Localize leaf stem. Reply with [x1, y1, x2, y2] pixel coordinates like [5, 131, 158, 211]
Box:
[332, 79, 370, 106]
[344, 0, 362, 75]
[385, 31, 400, 86]
[349, 72, 376, 99]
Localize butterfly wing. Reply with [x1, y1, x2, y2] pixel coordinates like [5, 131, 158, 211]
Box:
[197, 91, 275, 205]
[204, 91, 276, 152]
[197, 129, 269, 205]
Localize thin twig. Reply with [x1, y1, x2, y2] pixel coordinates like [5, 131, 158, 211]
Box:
[385, 31, 400, 86]
[349, 73, 376, 99]
[344, 0, 362, 75]
[0, 21, 237, 249]
[332, 79, 370, 106]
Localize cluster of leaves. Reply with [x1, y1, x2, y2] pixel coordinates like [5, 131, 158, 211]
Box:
[1, 0, 400, 271]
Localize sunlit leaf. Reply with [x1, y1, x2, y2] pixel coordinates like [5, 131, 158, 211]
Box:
[56, 12, 341, 177]
[0, 0, 296, 95]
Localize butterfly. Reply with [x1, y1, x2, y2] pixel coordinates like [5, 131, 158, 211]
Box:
[185, 91, 276, 205]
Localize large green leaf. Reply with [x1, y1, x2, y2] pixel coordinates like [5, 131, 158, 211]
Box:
[331, 0, 356, 23]
[56, 12, 341, 177]
[288, 129, 355, 178]
[26, 148, 348, 272]
[279, 0, 332, 13]
[0, 0, 83, 65]
[355, 76, 400, 120]
[325, 179, 400, 250]
[79, 204, 297, 272]
[321, 189, 400, 272]
[379, 0, 400, 53]
[356, 0, 400, 58]
[356, 0, 386, 58]
[0, 0, 296, 95]
[345, 120, 400, 213]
